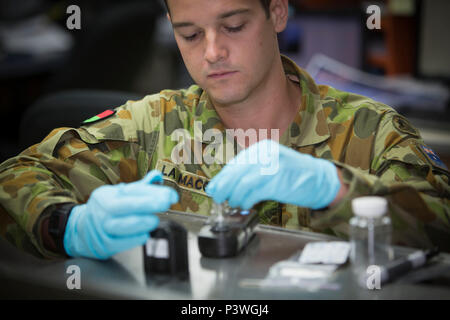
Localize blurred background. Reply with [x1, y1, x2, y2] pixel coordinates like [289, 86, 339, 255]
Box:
[0, 0, 449, 167]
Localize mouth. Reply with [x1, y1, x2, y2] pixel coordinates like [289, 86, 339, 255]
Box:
[207, 71, 238, 79]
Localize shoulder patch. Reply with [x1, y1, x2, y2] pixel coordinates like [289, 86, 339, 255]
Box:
[81, 109, 116, 125]
[392, 115, 420, 138]
[419, 144, 448, 171]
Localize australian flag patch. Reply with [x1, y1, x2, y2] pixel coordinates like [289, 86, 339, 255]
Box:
[420, 145, 448, 170]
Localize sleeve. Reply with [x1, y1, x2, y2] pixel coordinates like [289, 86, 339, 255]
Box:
[310, 111, 450, 252]
[0, 96, 160, 259]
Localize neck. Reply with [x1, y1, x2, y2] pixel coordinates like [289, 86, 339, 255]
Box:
[211, 57, 301, 146]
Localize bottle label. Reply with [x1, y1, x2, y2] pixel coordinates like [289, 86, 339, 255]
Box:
[145, 238, 169, 259]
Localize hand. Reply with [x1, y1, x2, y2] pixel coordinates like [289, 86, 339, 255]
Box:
[205, 139, 341, 210]
[63, 170, 179, 259]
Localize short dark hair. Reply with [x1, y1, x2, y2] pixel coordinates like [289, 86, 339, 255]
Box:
[163, 0, 271, 18]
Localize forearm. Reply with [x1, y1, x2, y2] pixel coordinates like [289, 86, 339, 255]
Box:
[0, 128, 145, 258]
[0, 151, 82, 258]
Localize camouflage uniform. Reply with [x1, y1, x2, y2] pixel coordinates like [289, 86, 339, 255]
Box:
[1, 55, 449, 259]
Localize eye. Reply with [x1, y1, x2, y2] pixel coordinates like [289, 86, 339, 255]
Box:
[225, 24, 245, 33]
[184, 32, 199, 42]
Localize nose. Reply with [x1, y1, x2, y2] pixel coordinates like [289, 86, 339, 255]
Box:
[204, 31, 227, 64]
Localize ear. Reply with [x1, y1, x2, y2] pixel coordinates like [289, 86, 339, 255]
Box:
[269, 0, 289, 33]
[166, 12, 171, 23]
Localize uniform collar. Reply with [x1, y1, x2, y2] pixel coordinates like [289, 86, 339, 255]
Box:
[196, 54, 330, 147]
[279, 55, 330, 148]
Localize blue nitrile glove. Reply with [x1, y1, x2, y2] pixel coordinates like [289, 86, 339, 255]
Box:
[63, 170, 179, 260]
[205, 139, 341, 210]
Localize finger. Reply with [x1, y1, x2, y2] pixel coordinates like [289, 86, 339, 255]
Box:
[227, 174, 261, 208]
[141, 170, 163, 185]
[241, 191, 265, 210]
[231, 173, 273, 209]
[119, 183, 179, 203]
[206, 154, 252, 194]
[211, 164, 256, 203]
[240, 177, 284, 209]
[100, 190, 179, 216]
[104, 215, 159, 236]
[102, 233, 150, 258]
[70, 222, 148, 260]
[207, 164, 252, 202]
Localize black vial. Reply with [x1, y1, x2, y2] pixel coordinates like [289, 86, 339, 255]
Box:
[143, 219, 189, 280]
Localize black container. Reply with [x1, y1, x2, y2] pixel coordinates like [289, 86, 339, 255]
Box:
[143, 219, 189, 280]
[198, 210, 259, 258]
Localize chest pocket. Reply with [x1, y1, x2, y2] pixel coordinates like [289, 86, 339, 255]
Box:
[156, 160, 213, 216]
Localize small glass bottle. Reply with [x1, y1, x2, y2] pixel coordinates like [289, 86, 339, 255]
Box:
[350, 196, 394, 281]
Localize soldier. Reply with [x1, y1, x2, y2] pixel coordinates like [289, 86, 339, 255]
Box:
[0, 0, 449, 260]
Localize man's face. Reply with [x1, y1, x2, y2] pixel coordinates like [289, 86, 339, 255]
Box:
[167, 0, 285, 106]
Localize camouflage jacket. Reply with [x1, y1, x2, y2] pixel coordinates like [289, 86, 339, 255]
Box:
[1, 55, 449, 259]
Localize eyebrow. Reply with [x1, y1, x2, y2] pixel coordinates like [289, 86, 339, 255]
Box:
[172, 8, 251, 29]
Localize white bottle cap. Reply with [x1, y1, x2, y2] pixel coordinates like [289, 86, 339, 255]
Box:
[352, 196, 387, 219]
